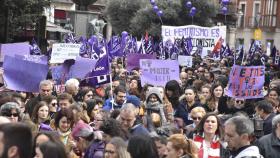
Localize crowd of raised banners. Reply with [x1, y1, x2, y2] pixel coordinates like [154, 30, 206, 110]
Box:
[0, 25, 279, 100]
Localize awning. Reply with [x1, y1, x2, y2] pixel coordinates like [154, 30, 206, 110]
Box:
[46, 21, 73, 33]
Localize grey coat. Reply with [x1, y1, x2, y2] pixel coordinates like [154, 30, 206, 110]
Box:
[257, 132, 280, 158]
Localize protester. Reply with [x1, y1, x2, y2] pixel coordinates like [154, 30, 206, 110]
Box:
[34, 141, 67, 158]
[185, 107, 206, 138]
[31, 101, 50, 131]
[104, 137, 131, 158]
[0, 123, 33, 158]
[103, 85, 127, 110]
[76, 87, 95, 102]
[193, 113, 223, 158]
[57, 93, 74, 110]
[127, 134, 159, 158]
[255, 100, 276, 135]
[26, 80, 53, 116]
[152, 136, 168, 158]
[65, 78, 80, 100]
[166, 134, 198, 158]
[204, 83, 224, 112]
[224, 116, 263, 158]
[41, 95, 58, 119]
[257, 114, 280, 157]
[0, 102, 21, 123]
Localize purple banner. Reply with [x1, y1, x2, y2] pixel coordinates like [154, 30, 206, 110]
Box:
[69, 57, 97, 79]
[228, 65, 265, 99]
[127, 54, 156, 71]
[3, 55, 49, 92]
[0, 42, 30, 61]
[81, 74, 111, 87]
[14, 54, 48, 64]
[140, 59, 179, 87]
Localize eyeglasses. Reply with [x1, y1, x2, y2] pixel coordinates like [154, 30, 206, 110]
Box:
[3, 113, 19, 117]
[191, 117, 202, 120]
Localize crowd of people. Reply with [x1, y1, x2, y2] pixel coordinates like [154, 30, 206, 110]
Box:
[0, 55, 280, 158]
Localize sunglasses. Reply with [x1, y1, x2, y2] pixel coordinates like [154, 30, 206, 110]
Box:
[3, 113, 19, 117]
[51, 103, 57, 107]
[235, 100, 244, 104]
[191, 117, 202, 120]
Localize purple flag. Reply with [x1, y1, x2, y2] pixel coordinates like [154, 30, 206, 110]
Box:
[228, 65, 265, 99]
[65, 33, 77, 43]
[182, 37, 192, 56]
[3, 55, 49, 92]
[14, 54, 48, 65]
[126, 54, 156, 71]
[108, 36, 122, 58]
[87, 39, 110, 77]
[140, 59, 179, 87]
[82, 74, 111, 87]
[0, 42, 30, 62]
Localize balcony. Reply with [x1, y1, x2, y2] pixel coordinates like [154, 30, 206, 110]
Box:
[238, 15, 277, 30]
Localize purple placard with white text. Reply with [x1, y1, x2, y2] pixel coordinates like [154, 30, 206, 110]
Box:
[140, 59, 179, 86]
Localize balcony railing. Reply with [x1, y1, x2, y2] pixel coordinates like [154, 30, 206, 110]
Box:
[237, 15, 277, 29]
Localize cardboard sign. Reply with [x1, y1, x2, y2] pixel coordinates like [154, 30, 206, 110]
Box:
[178, 55, 192, 67]
[50, 43, 81, 63]
[228, 65, 265, 99]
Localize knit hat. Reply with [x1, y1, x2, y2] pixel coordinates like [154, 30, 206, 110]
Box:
[146, 87, 163, 103]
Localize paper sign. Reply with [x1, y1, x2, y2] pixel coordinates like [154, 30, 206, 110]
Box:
[50, 43, 81, 63]
[3, 55, 48, 92]
[140, 59, 179, 86]
[0, 42, 30, 62]
[228, 65, 265, 99]
[126, 54, 156, 71]
[178, 55, 192, 67]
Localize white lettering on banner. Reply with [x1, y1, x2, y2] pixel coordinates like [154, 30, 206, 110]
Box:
[162, 25, 227, 54]
[94, 66, 105, 71]
[97, 75, 107, 83]
[91, 53, 99, 60]
[50, 43, 81, 64]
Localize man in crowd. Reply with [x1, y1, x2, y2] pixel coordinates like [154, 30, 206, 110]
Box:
[26, 80, 53, 116]
[257, 114, 280, 157]
[118, 103, 149, 136]
[224, 116, 263, 158]
[255, 100, 276, 135]
[0, 123, 33, 158]
[103, 86, 127, 110]
[65, 78, 80, 101]
[58, 93, 74, 110]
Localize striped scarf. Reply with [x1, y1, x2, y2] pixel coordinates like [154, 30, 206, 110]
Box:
[193, 134, 220, 158]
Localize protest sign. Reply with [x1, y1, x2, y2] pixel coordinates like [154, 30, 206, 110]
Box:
[126, 54, 156, 71]
[50, 43, 81, 63]
[69, 57, 97, 79]
[162, 25, 226, 54]
[0, 42, 30, 62]
[178, 55, 192, 67]
[228, 65, 265, 99]
[140, 59, 179, 86]
[3, 55, 48, 92]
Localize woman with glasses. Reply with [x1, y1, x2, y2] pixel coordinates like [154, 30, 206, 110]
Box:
[166, 134, 198, 158]
[0, 102, 21, 123]
[193, 113, 223, 158]
[185, 107, 206, 138]
[104, 137, 131, 158]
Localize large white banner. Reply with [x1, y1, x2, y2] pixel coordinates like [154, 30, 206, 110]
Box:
[162, 25, 227, 55]
[50, 43, 81, 64]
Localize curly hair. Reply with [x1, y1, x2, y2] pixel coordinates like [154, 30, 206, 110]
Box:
[99, 118, 128, 140]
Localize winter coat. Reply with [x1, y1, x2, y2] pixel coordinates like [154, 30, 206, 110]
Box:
[230, 146, 263, 158]
[257, 132, 280, 158]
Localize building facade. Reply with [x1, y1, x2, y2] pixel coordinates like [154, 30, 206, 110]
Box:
[236, 0, 280, 51]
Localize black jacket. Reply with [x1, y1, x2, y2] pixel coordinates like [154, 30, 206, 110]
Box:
[257, 132, 280, 158]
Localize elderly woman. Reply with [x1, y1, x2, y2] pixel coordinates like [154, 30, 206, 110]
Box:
[104, 137, 131, 158]
[166, 134, 198, 158]
[193, 113, 223, 158]
[0, 102, 21, 122]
